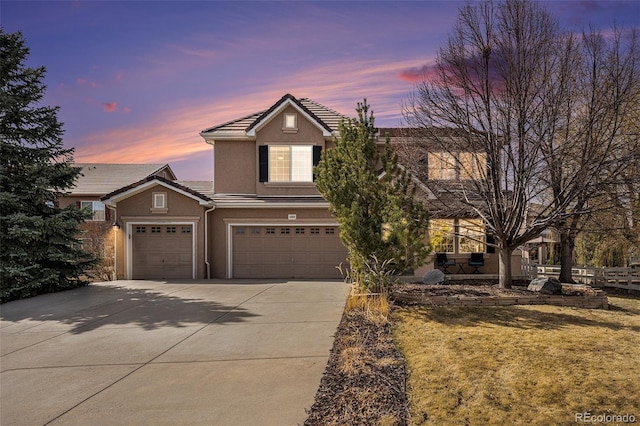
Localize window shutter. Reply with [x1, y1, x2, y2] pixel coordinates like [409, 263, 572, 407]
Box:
[312, 146, 322, 181]
[76, 201, 81, 209]
[486, 234, 495, 253]
[259, 145, 268, 182]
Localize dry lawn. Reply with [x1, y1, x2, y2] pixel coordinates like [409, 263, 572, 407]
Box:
[393, 296, 640, 425]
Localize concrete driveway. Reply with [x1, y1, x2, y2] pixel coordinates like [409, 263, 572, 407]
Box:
[0, 279, 349, 425]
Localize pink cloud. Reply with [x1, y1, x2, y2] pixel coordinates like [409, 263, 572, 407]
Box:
[122, 106, 132, 113]
[102, 101, 117, 112]
[398, 63, 439, 83]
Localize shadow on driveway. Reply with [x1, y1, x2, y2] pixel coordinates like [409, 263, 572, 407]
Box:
[0, 283, 260, 335]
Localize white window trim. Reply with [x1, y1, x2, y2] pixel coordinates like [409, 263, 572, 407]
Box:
[81, 200, 106, 222]
[151, 192, 168, 213]
[283, 113, 297, 133]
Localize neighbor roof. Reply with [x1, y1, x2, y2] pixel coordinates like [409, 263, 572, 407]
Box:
[71, 163, 176, 196]
[200, 93, 349, 139]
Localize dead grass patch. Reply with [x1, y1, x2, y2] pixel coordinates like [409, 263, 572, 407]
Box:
[393, 296, 640, 425]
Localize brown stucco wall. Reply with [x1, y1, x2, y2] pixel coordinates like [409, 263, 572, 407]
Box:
[112, 184, 207, 279]
[207, 206, 338, 278]
[214, 140, 256, 194]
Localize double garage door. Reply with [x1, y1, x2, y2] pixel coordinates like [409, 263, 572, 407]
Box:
[132, 225, 193, 280]
[233, 225, 348, 279]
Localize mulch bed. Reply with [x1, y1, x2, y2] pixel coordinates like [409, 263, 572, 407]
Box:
[304, 308, 409, 426]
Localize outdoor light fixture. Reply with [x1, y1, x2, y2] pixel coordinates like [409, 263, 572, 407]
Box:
[112, 222, 120, 230]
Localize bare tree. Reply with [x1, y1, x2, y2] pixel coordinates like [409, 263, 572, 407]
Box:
[402, 0, 619, 288]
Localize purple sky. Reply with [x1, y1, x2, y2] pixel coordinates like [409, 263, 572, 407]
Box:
[3, 1, 639, 180]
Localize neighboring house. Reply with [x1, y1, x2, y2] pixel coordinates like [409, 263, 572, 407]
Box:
[87, 93, 524, 280]
[59, 163, 176, 279]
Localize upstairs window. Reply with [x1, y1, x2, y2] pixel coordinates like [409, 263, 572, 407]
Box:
[81, 201, 106, 221]
[264, 145, 316, 183]
[428, 152, 456, 180]
[428, 151, 486, 180]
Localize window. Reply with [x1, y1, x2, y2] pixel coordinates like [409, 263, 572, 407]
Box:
[459, 219, 485, 253]
[153, 192, 166, 209]
[459, 152, 487, 180]
[81, 201, 106, 221]
[280, 227, 290, 234]
[266, 227, 276, 234]
[325, 228, 335, 235]
[268, 145, 313, 182]
[428, 152, 456, 180]
[430, 219, 455, 253]
[428, 151, 486, 180]
[235, 227, 246, 235]
[295, 227, 305, 234]
[251, 228, 261, 235]
[166, 226, 176, 233]
[284, 113, 297, 130]
[135, 226, 146, 233]
[151, 226, 161, 234]
[181, 226, 191, 234]
[310, 228, 320, 234]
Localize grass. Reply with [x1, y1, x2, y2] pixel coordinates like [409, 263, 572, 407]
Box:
[392, 296, 640, 425]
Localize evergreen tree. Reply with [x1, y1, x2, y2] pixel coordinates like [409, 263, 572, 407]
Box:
[315, 100, 430, 292]
[1, 29, 94, 302]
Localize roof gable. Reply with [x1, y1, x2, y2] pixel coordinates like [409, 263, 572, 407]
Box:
[101, 175, 213, 206]
[200, 94, 348, 141]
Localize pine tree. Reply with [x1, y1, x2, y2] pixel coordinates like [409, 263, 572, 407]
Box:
[314, 100, 430, 292]
[0, 29, 94, 302]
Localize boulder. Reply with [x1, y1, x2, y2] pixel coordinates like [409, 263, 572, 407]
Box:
[528, 277, 563, 295]
[422, 269, 446, 285]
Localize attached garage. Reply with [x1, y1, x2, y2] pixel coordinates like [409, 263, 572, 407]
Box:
[232, 225, 347, 279]
[131, 224, 195, 280]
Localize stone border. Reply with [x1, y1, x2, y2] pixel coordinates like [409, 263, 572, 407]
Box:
[392, 291, 608, 309]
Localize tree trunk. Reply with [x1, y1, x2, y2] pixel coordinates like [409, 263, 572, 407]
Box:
[498, 246, 513, 289]
[558, 230, 576, 283]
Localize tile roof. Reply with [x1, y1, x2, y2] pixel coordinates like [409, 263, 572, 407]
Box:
[101, 175, 213, 203]
[71, 163, 174, 196]
[200, 94, 349, 137]
[177, 181, 215, 199]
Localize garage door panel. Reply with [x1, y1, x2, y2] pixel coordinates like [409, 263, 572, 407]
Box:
[233, 226, 347, 279]
[132, 225, 193, 280]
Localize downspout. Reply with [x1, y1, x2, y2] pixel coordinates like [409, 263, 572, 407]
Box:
[204, 205, 215, 279]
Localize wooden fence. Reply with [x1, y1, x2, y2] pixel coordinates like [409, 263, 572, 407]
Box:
[531, 265, 640, 291]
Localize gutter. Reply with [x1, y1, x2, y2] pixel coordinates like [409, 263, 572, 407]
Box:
[204, 205, 215, 279]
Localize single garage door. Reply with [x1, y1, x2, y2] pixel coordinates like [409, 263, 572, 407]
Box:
[132, 225, 193, 279]
[233, 225, 348, 279]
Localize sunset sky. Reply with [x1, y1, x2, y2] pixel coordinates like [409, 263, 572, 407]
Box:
[3, 1, 639, 180]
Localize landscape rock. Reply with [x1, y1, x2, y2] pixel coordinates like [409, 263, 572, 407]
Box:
[422, 269, 446, 284]
[528, 277, 563, 295]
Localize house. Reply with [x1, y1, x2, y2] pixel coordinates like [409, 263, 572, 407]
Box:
[101, 94, 349, 280]
[91, 93, 523, 280]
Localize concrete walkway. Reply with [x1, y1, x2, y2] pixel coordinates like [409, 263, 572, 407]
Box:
[0, 280, 349, 425]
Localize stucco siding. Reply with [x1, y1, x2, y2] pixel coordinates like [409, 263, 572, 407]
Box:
[214, 140, 256, 194]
